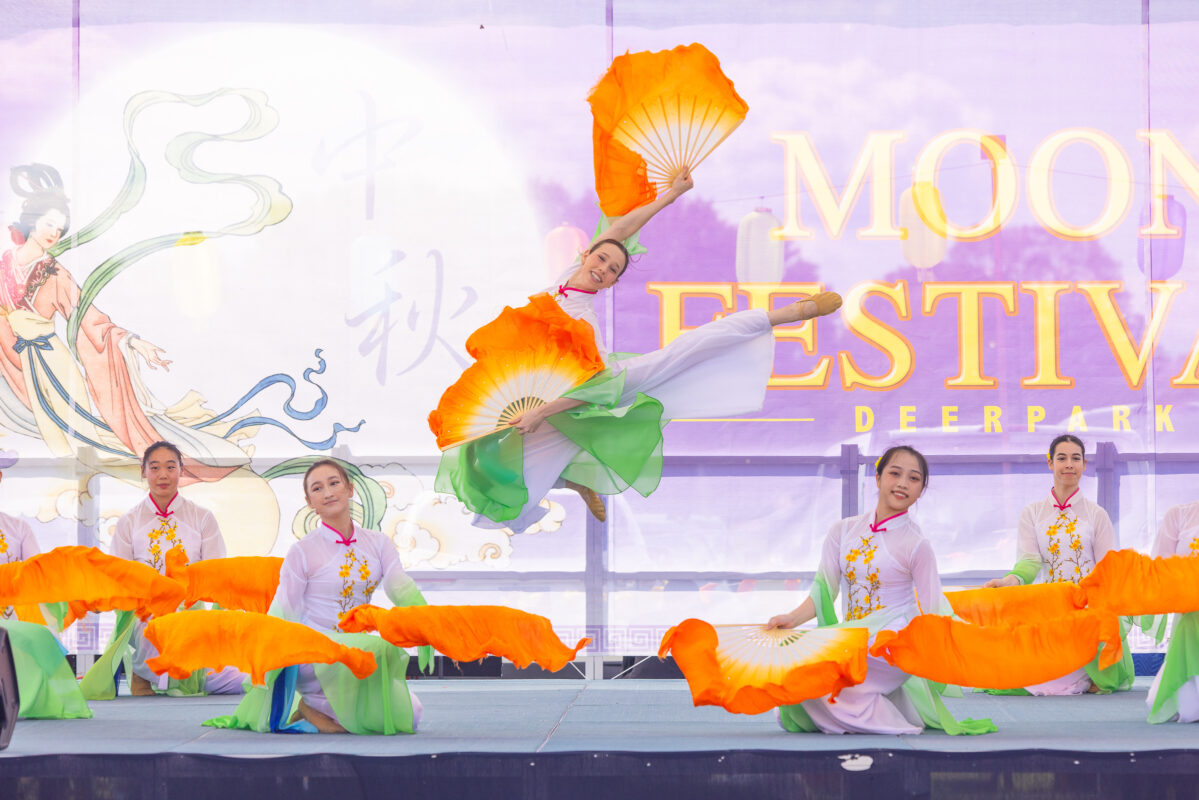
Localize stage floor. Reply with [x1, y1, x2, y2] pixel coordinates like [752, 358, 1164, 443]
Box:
[1, 676, 1194, 757]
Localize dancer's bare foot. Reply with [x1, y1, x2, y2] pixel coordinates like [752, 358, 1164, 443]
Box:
[297, 700, 348, 733]
[768, 291, 842, 325]
[565, 480, 606, 522]
[130, 673, 157, 697]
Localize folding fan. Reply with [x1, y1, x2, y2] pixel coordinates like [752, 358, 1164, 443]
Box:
[870, 608, 1123, 689]
[165, 549, 283, 613]
[589, 43, 749, 216]
[429, 294, 605, 450]
[339, 604, 591, 672]
[0, 546, 185, 621]
[711, 623, 868, 689]
[144, 609, 377, 685]
[659, 619, 868, 714]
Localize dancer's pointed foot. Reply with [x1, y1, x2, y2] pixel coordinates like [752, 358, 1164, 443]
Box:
[297, 700, 349, 733]
[565, 480, 606, 522]
[769, 291, 843, 325]
[130, 673, 157, 696]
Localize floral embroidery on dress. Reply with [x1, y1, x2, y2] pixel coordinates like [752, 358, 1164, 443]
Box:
[336, 547, 379, 619]
[1044, 509, 1089, 582]
[845, 533, 883, 620]
[146, 515, 186, 571]
[1188, 536, 1199, 556]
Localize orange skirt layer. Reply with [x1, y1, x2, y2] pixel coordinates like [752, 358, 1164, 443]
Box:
[338, 604, 590, 672]
[870, 610, 1122, 689]
[144, 610, 376, 685]
[165, 550, 282, 613]
[658, 619, 869, 715]
[0, 546, 184, 621]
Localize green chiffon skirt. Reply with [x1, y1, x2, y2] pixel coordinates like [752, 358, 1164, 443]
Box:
[204, 633, 416, 735]
[436, 364, 665, 523]
[0, 619, 91, 719]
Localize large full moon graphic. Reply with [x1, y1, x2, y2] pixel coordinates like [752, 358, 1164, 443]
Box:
[16, 26, 543, 553]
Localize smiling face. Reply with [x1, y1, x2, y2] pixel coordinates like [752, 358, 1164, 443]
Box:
[875, 450, 925, 517]
[1049, 441, 1085, 492]
[570, 241, 627, 290]
[29, 209, 66, 251]
[142, 445, 181, 501]
[304, 464, 354, 523]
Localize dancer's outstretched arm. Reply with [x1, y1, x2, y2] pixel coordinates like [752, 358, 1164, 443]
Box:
[765, 597, 816, 630]
[595, 171, 694, 247]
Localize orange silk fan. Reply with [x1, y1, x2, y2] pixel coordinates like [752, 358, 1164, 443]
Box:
[1077, 549, 1199, 616]
[144, 610, 377, 685]
[946, 582, 1083, 627]
[659, 620, 868, 715]
[0, 546, 185, 621]
[589, 43, 749, 216]
[165, 549, 282, 613]
[428, 293, 605, 450]
[870, 610, 1122, 689]
[339, 604, 591, 672]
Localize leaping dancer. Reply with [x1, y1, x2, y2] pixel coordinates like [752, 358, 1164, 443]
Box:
[430, 45, 842, 531]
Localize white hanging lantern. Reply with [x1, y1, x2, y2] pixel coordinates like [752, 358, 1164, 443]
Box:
[736, 207, 784, 284]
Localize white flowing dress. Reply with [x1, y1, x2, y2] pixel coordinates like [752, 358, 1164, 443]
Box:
[1147, 501, 1199, 722]
[111, 494, 243, 692]
[271, 522, 424, 728]
[796, 511, 944, 734]
[1012, 489, 1116, 695]
[479, 266, 776, 531]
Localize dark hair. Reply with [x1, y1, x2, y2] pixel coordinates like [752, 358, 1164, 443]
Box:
[10, 164, 71, 238]
[303, 458, 352, 497]
[589, 238, 631, 275]
[141, 441, 183, 471]
[1048, 434, 1086, 460]
[876, 445, 929, 488]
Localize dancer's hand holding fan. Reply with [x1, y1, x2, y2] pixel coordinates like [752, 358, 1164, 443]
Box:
[660, 619, 868, 714]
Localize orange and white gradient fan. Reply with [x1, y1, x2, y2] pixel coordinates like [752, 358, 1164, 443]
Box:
[589, 43, 749, 216]
[660, 619, 868, 715]
[428, 294, 606, 450]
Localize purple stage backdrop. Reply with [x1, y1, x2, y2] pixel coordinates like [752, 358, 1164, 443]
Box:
[2, 1, 1197, 653]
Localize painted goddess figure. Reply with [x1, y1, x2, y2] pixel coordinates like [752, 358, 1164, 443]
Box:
[0, 163, 257, 483]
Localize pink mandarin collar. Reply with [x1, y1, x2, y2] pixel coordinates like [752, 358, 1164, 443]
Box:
[869, 510, 908, 533]
[322, 522, 357, 547]
[149, 493, 178, 518]
[556, 283, 596, 298]
[1051, 487, 1079, 511]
